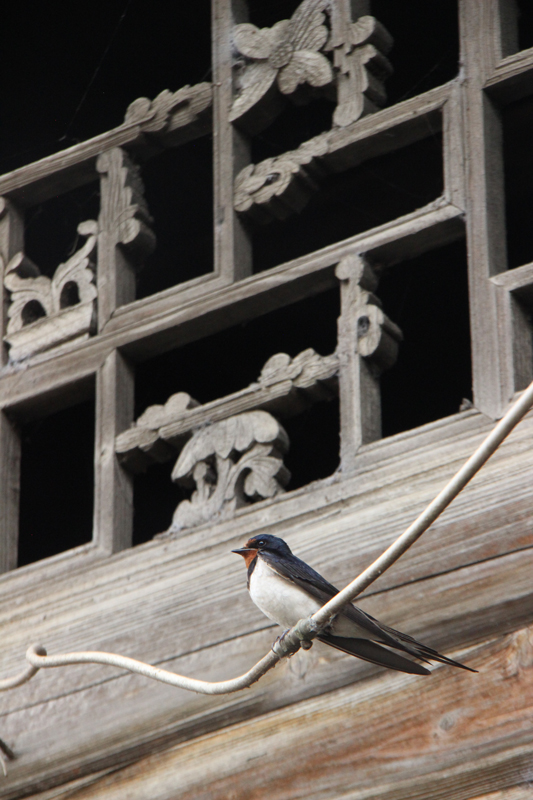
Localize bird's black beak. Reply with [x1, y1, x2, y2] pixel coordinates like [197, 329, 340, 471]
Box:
[232, 547, 253, 556]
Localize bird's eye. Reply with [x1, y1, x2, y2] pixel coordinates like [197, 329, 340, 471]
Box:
[256, 540, 266, 547]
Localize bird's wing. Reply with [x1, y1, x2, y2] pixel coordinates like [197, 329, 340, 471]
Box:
[260, 551, 401, 640]
[262, 551, 477, 672]
[317, 634, 430, 675]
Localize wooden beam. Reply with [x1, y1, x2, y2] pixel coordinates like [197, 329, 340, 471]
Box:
[0, 406, 532, 796]
[93, 350, 134, 554]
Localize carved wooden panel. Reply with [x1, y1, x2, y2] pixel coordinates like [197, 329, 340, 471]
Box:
[3, 221, 97, 361]
[170, 410, 290, 530]
[230, 0, 393, 134]
[116, 347, 339, 472]
[0, 2, 532, 799]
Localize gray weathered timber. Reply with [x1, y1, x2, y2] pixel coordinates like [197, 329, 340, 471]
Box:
[0, 84, 212, 209]
[93, 351, 134, 554]
[96, 148, 156, 328]
[0, 199, 24, 367]
[233, 84, 451, 222]
[212, 0, 252, 281]
[485, 48, 533, 104]
[0, 412, 20, 573]
[19, 624, 533, 800]
[0, 407, 531, 796]
[459, 0, 531, 418]
[0, 201, 464, 417]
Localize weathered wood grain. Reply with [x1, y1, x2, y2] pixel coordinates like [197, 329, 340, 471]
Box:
[459, 0, 518, 419]
[0, 412, 20, 573]
[0, 200, 464, 417]
[233, 83, 449, 223]
[11, 620, 533, 800]
[96, 148, 156, 328]
[491, 262, 533, 299]
[485, 49, 533, 105]
[93, 350, 134, 554]
[212, 0, 252, 281]
[0, 404, 531, 796]
[0, 199, 24, 367]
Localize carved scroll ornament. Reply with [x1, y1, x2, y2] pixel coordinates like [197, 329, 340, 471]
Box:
[3, 221, 98, 361]
[124, 82, 212, 147]
[230, 0, 392, 134]
[115, 347, 338, 472]
[169, 410, 290, 531]
[234, 134, 329, 222]
[336, 255, 402, 373]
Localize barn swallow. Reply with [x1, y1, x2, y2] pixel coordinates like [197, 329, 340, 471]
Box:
[233, 534, 476, 675]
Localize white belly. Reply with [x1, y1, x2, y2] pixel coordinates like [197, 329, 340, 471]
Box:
[249, 558, 322, 629]
[249, 557, 374, 639]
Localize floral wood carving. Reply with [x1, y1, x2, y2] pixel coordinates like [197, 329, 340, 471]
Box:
[169, 410, 290, 531]
[3, 221, 98, 361]
[124, 82, 213, 148]
[230, 0, 392, 134]
[96, 148, 156, 268]
[115, 348, 338, 473]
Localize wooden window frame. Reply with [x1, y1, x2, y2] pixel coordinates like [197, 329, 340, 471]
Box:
[0, 2, 533, 795]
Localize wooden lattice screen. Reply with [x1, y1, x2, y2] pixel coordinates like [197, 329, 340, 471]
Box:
[0, 2, 532, 798]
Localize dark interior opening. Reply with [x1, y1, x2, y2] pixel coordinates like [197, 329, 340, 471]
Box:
[517, 1, 533, 52]
[378, 239, 472, 437]
[17, 399, 95, 567]
[371, 0, 459, 106]
[132, 289, 340, 543]
[24, 183, 100, 278]
[0, 3, 211, 173]
[21, 300, 46, 326]
[503, 94, 533, 269]
[133, 462, 188, 546]
[250, 133, 443, 273]
[251, 99, 335, 164]
[136, 136, 214, 298]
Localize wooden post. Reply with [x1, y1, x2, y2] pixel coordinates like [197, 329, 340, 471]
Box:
[459, 0, 530, 418]
[0, 197, 24, 366]
[0, 411, 20, 572]
[0, 198, 24, 572]
[96, 148, 156, 330]
[336, 254, 402, 472]
[212, 0, 252, 281]
[93, 349, 134, 554]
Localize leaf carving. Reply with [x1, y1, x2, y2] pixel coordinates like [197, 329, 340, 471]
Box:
[4, 222, 98, 336]
[169, 411, 290, 531]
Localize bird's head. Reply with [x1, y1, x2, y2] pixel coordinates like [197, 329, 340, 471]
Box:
[232, 534, 292, 566]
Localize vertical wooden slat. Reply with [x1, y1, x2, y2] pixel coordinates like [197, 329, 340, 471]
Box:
[0, 411, 20, 572]
[459, 0, 524, 418]
[212, 0, 252, 282]
[443, 84, 466, 210]
[0, 198, 24, 571]
[93, 349, 134, 554]
[96, 148, 156, 330]
[0, 197, 24, 367]
[336, 255, 381, 472]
